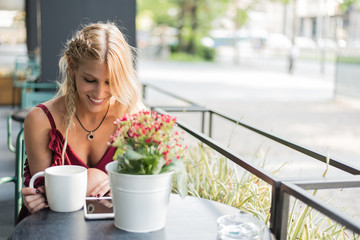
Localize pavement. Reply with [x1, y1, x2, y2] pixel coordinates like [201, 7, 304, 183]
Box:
[0, 54, 359, 238]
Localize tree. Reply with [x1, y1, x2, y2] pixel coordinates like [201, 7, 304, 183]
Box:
[339, 0, 360, 11]
[137, 0, 230, 58]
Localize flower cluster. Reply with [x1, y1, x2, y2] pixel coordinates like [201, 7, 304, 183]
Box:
[111, 110, 187, 176]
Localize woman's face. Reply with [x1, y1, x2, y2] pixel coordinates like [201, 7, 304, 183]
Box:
[73, 60, 111, 113]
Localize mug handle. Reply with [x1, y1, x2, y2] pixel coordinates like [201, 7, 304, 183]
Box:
[29, 171, 45, 189]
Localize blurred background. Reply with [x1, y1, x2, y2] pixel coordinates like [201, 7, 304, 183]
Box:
[0, 0, 360, 238]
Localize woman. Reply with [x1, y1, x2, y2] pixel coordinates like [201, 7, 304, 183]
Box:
[18, 22, 144, 222]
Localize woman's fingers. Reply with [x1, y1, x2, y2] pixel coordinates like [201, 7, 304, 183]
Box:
[22, 186, 48, 213]
[98, 199, 113, 208]
[21, 187, 38, 196]
[37, 185, 46, 193]
[89, 179, 110, 198]
[26, 195, 47, 213]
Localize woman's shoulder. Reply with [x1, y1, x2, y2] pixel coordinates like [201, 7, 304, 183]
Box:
[24, 96, 66, 128]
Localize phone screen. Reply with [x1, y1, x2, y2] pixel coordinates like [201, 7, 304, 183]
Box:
[84, 197, 114, 219]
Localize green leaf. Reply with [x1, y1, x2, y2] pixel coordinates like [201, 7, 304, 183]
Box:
[125, 148, 145, 160]
[151, 156, 165, 174]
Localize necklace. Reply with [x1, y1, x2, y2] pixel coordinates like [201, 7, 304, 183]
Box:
[75, 103, 110, 141]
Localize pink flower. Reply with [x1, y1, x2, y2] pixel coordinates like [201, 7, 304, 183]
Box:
[110, 110, 186, 174]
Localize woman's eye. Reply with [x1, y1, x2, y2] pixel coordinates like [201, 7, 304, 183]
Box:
[84, 78, 95, 83]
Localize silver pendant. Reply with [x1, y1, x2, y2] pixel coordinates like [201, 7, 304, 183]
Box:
[87, 132, 94, 141]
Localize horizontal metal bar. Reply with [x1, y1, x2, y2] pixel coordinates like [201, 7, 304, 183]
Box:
[0, 176, 16, 185]
[143, 83, 199, 106]
[22, 82, 58, 89]
[289, 177, 360, 190]
[281, 181, 360, 234]
[151, 105, 209, 112]
[153, 107, 279, 186]
[209, 109, 360, 175]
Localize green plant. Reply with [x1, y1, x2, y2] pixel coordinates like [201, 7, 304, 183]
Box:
[172, 145, 271, 223]
[174, 144, 357, 239]
[111, 110, 188, 197]
[170, 52, 207, 62]
[196, 44, 216, 61]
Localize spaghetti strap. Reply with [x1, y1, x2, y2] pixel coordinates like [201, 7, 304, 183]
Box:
[36, 104, 57, 129]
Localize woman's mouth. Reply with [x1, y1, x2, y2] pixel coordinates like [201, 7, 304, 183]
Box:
[88, 96, 104, 104]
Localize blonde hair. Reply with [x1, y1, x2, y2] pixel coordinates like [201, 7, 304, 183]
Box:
[58, 22, 143, 163]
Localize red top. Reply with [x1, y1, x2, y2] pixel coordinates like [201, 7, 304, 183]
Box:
[18, 104, 116, 223]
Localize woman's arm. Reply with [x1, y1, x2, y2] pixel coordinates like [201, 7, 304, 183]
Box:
[21, 107, 53, 213]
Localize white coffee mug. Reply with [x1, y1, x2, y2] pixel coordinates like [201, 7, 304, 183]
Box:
[29, 165, 87, 212]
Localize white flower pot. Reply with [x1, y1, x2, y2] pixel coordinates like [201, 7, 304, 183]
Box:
[106, 161, 174, 232]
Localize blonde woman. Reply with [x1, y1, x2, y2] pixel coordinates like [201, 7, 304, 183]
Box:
[18, 22, 144, 222]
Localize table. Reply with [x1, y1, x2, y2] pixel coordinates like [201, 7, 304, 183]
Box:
[11, 194, 272, 239]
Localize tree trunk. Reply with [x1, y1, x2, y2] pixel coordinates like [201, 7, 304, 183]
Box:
[177, 1, 186, 52]
[187, 3, 198, 54]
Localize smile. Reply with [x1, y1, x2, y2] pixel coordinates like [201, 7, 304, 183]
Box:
[89, 96, 104, 103]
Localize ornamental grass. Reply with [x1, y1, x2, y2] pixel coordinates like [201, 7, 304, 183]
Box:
[172, 144, 358, 240]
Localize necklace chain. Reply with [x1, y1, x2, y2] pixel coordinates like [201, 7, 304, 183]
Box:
[75, 103, 110, 141]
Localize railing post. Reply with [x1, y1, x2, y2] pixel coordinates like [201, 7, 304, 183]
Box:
[270, 181, 289, 240]
[201, 112, 205, 134]
[209, 111, 213, 138]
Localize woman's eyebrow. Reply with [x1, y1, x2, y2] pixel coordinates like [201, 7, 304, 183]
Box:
[83, 72, 97, 79]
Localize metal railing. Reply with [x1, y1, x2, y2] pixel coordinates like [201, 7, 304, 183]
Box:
[143, 83, 360, 240]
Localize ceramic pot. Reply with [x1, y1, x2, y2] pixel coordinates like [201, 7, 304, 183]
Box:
[106, 161, 174, 232]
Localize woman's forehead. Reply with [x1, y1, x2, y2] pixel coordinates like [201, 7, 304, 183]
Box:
[78, 60, 109, 79]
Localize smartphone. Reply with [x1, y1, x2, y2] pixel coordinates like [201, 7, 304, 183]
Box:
[83, 196, 114, 220]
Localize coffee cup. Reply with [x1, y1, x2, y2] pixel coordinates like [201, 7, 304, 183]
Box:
[29, 165, 87, 212]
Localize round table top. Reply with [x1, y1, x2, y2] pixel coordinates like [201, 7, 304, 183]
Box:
[11, 194, 272, 240]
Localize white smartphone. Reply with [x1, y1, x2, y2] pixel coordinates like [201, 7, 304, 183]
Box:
[83, 196, 114, 220]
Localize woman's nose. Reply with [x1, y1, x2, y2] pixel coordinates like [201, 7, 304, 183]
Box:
[94, 82, 108, 98]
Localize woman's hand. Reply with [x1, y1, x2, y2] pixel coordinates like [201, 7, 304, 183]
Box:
[21, 186, 49, 213]
[87, 168, 110, 197]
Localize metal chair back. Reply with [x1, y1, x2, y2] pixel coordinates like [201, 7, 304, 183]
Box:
[0, 128, 25, 223]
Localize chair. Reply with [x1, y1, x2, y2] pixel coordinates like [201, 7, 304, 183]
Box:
[0, 128, 25, 222]
[20, 82, 57, 109]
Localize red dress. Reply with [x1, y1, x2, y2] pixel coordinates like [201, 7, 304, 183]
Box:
[17, 104, 116, 223]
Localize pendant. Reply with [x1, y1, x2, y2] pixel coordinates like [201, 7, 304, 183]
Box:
[87, 132, 94, 141]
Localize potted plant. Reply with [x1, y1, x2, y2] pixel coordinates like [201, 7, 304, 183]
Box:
[106, 110, 187, 232]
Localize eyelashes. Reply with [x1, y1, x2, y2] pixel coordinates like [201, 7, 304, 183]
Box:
[84, 78, 95, 83]
[84, 77, 109, 85]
